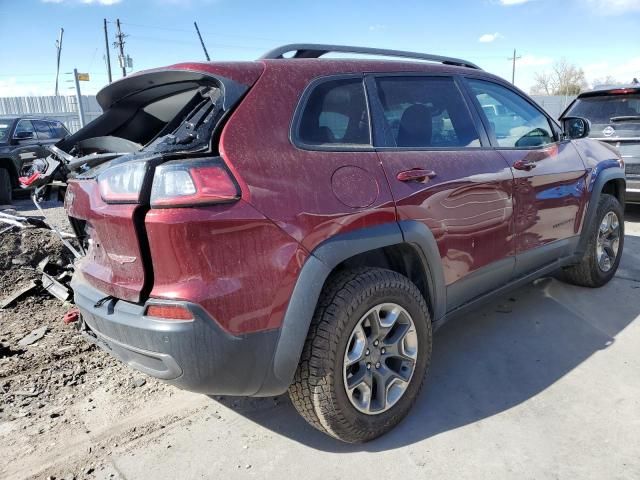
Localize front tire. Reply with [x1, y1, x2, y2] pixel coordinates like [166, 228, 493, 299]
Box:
[288, 268, 432, 443]
[0, 168, 12, 205]
[561, 193, 624, 287]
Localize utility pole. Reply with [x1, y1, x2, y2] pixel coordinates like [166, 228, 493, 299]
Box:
[73, 69, 86, 128]
[54, 28, 64, 96]
[193, 22, 210, 61]
[114, 18, 127, 77]
[103, 19, 112, 83]
[508, 48, 522, 85]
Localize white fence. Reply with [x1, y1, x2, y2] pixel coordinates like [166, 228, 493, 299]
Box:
[0, 94, 576, 134]
[0, 95, 102, 133]
[531, 95, 577, 120]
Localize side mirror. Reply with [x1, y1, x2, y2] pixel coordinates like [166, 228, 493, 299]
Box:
[562, 117, 590, 140]
[14, 131, 34, 141]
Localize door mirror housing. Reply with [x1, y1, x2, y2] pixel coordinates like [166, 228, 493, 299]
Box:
[13, 130, 35, 141]
[562, 117, 590, 140]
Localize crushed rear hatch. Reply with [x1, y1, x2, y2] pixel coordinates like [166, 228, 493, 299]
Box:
[61, 63, 263, 303]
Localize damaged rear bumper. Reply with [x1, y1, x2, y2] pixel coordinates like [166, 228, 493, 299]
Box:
[71, 273, 281, 396]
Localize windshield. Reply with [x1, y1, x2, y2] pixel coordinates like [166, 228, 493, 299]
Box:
[567, 93, 640, 124]
[0, 121, 12, 143]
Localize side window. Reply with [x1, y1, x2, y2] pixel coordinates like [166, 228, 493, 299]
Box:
[297, 78, 370, 146]
[33, 120, 55, 140]
[14, 120, 35, 139]
[374, 76, 480, 148]
[467, 79, 555, 148]
[50, 121, 69, 138]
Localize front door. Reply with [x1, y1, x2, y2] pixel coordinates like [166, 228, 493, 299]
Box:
[464, 78, 588, 276]
[368, 75, 516, 311]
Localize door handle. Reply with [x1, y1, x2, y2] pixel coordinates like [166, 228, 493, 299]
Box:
[513, 160, 537, 171]
[397, 169, 437, 183]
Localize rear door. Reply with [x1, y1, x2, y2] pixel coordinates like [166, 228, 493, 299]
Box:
[368, 74, 516, 311]
[464, 78, 587, 276]
[12, 120, 41, 175]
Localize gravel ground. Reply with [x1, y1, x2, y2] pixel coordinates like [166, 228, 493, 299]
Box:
[1, 200, 179, 480]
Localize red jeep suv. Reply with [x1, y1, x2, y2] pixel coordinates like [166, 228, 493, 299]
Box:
[61, 44, 625, 442]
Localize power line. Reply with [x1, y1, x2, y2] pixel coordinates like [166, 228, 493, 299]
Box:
[193, 21, 210, 61]
[114, 18, 128, 77]
[508, 48, 522, 85]
[104, 18, 113, 83]
[54, 28, 64, 96]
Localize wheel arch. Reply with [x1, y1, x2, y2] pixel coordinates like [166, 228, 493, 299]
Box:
[577, 163, 626, 257]
[255, 221, 445, 396]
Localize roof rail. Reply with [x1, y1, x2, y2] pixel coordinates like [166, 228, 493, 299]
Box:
[259, 44, 481, 70]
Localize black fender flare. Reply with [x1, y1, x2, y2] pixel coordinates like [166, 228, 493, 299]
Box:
[255, 220, 445, 396]
[576, 164, 625, 257]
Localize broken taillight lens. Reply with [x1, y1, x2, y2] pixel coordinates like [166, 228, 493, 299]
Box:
[98, 161, 148, 204]
[145, 304, 194, 321]
[150, 158, 239, 208]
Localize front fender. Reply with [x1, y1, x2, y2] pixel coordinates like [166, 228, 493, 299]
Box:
[576, 155, 625, 257]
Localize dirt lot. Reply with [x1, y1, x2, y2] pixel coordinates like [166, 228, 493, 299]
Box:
[1, 200, 639, 480]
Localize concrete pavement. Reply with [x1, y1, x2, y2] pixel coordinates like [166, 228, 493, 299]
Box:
[96, 206, 640, 480]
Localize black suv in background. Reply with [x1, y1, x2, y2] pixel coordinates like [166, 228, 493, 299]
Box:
[0, 116, 69, 204]
[562, 83, 640, 203]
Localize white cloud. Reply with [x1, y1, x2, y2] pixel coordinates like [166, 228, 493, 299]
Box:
[586, 0, 640, 14]
[479, 32, 502, 43]
[498, 0, 533, 5]
[369, 24, 388, 31]
[518, 54, 553, 67]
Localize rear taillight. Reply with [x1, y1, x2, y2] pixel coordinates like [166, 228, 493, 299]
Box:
[98, 161, 147, 204]
[145, 304, 194, 321]
[150, 158, 239, 208]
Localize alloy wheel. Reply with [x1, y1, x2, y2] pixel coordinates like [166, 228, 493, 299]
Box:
[596, 211, 620, 272]
[342, 303, 418, 415]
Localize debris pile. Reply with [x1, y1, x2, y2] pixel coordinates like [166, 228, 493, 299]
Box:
[0, 202, 169, 471]
[0, 216, 75, 309]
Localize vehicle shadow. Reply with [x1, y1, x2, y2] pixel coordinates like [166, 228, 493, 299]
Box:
[211, 232, 640, 453]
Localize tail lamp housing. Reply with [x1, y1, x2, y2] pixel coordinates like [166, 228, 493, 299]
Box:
[150, 158, 239, 208]
[98, 160, 149, 204]
[97, 157, 239, 207]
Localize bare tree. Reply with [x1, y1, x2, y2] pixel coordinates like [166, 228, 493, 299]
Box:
[530, 59, 587, 95]
[593, 75, 620, 87]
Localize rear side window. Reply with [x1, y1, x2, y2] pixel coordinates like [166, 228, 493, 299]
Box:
[14, 120, 35, 138]
[468, 79, 555, 148]
[375, 76, 480, 148]
[296, 78, 371, 147]
[49, 121, 69, 138]
[33, 120, 54, 140]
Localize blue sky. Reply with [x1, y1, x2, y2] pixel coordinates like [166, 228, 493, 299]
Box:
[0, 0, 639, 97]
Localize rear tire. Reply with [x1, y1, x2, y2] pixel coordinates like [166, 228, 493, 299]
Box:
[560, 193, 624, 287]
[288, 268, 432, 443]
[0, 168, 12, 205]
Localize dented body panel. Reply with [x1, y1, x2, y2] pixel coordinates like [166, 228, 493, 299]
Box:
[66, 179, 147, 303]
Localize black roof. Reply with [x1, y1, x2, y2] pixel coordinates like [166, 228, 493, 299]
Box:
[580, 81, 640, 96]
